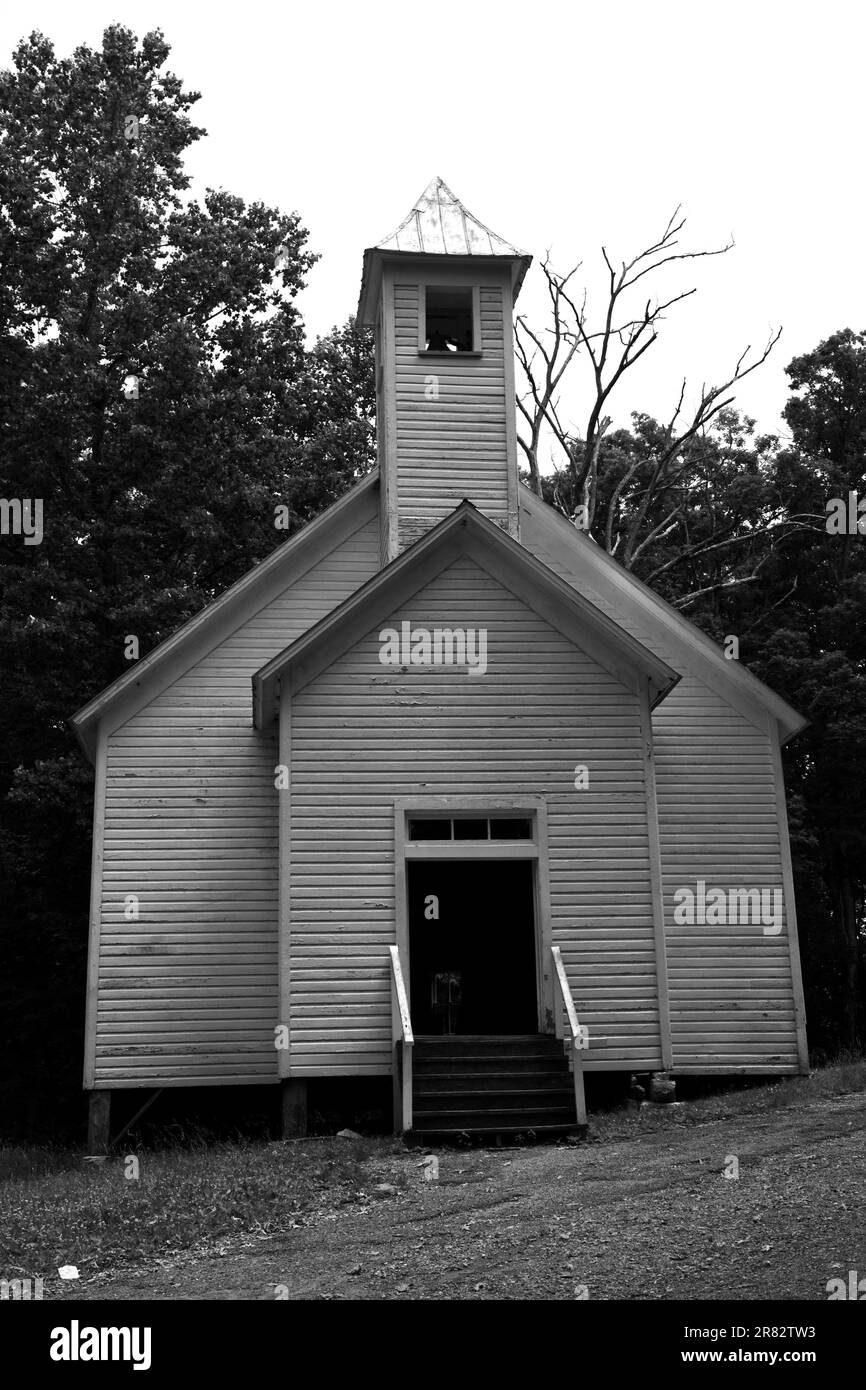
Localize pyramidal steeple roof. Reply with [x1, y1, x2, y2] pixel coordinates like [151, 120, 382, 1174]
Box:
[358, 176, 531, 323]
[374, 176, 526, 258]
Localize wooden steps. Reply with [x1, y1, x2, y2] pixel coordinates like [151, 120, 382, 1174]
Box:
[409, 1035, 582, 1142]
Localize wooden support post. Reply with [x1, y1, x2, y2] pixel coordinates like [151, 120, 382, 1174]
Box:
[109, 1088, 164, 1151]
[573, 1052, 587, 1127]
[281, 1079, 307, 1139]
[87, 1090, 111, 1154]
[400, 1043, 413, 1135]
[392, 1045, 402, 1134]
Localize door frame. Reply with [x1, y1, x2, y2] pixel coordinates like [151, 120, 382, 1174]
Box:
[393, 796, 555, 1035]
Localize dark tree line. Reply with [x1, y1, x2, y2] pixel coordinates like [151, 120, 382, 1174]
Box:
[520, 355, 866, 1058]
[0, 26, 862, 1140]
[515, 218, 865, 1057]
[0, 27, 374, 1137]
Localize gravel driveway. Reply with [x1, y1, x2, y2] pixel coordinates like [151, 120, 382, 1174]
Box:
[51, 1089, 865, 1301]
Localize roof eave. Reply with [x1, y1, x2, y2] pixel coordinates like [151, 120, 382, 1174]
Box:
[71, 468, 380, 763]
[358, 248, 533, 326]
[518, 484, 808, 746]
[779, 713, 810, 746]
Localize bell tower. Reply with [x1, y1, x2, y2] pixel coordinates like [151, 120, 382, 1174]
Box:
[358, 177, 531, 564]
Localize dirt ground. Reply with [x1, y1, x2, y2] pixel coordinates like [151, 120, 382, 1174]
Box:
[50, 1089, 865, 1301]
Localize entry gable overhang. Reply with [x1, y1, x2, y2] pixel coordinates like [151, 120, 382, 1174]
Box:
[252, 500, 680, 728]
[70, 468, 379, 762]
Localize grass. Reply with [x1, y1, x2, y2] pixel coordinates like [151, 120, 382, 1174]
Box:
[3, 1057, 863, 1280]
[591, 1055, 866, 1140]
[0, 1135, 399, 1279]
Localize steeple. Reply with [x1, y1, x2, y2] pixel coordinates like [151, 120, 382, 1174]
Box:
[358, 178, 532, 562]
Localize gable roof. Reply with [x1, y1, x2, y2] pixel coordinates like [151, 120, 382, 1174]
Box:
[70, 469, 379, 761]
[518, 485, 807, 745]
[253, 500, 679, 726]
[358, 176, 532, 324]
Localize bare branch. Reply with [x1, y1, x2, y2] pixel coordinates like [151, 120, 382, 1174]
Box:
[622, 237, 734, 294]
[642, 514, 823, 586]
[514, 210, 779, 575]
[672, 572, 762, 609]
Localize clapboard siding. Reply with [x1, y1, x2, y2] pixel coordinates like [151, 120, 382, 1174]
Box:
[520, 494, 802, 1070]
[653, 677, 798, 1067]
[288, 556, 663, 1075]
[93, 512, 380, 1086]
[392, 277, 509, 548]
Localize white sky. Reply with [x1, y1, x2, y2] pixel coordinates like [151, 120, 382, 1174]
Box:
[3, 0, 864, 448]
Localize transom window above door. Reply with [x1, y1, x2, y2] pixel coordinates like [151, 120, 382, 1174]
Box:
[407, 816, 533, 841]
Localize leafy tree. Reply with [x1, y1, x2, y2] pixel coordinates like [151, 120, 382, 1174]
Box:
[738, 332, 866, 1051]
[289, 315, 376, 522]
[0, 26, 374, 1135]
[523, 378, 865, 1055]
[526, 409, 790, 613]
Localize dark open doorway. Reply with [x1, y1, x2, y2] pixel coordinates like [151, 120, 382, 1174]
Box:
[407, 860, 537, 1034]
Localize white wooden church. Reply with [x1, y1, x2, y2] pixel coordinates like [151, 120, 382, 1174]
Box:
[73, 178, 808, 1146]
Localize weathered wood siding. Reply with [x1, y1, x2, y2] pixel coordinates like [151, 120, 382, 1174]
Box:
[391, 270, 510, 551]
[92, 513, 380, 1087]
[520, 494, 802, 1070]
[653, 678, 799, 1069]
[288, 556, 664, 1075]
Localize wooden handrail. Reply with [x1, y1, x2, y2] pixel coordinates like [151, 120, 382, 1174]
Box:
[551, 945, 588, 1125]
[388, 945, 414, 1133]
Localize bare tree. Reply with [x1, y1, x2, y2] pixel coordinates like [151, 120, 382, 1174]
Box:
[514, 209, 800, 591]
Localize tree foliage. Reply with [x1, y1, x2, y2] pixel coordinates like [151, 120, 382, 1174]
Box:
[0, 25, 862, 1142]
[521, 344, 866, 1054]
[742, 332, 866, 1051]
[516, 214, 865, 1053]
[0, 26, 374, 1135]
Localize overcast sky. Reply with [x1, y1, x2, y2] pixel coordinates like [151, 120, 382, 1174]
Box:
[3, 0, 864, 450]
